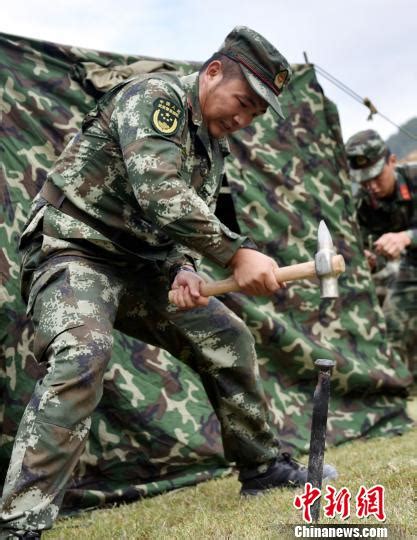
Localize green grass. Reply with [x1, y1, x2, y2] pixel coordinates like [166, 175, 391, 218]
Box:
[45, 406, 417, 540]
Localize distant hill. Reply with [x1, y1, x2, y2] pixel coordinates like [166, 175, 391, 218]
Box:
[386, 117, 417, 159]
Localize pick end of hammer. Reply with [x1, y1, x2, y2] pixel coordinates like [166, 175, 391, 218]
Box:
[318, 220, 334, 250]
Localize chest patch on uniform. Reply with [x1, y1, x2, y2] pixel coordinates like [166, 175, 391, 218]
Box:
[151, 98, 182, 136]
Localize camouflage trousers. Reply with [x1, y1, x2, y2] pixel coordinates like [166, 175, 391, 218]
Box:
[383, 261, 417, 378]
[0, 247, 279, 532]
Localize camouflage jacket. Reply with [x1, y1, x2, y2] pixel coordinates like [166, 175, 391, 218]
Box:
[355, 162, 417, 264]
[22, 72, 249, 271]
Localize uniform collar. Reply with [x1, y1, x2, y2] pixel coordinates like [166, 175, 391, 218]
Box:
[395, 168, 412, 201]
[181, 72, 230, 157]
[181, 72, 203, 127]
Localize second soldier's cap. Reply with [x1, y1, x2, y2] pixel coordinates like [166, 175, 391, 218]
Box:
[218, 26, 292, 118]
[345, 129, 388, 183]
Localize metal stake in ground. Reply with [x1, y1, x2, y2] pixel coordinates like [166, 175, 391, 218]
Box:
[307, 358, 336, 522]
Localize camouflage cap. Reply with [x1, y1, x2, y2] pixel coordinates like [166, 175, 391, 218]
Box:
[218, 26, 291, 118]
[345, 129, 388, 183]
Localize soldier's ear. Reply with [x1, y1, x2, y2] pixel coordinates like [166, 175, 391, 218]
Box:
[389, 154, 397, 166]
[204, 60, 223, 81]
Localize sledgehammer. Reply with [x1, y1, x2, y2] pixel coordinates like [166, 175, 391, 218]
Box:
[168, 220, 345, 301]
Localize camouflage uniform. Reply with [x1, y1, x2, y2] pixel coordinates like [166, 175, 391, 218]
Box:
[346, 130, 417, 377]
[0, 27, 292, 535]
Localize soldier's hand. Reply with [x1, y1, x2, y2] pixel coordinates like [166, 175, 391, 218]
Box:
[228, 248, 286, 296]
[373, 231, 411, 260]
[170, 270, 209, 309]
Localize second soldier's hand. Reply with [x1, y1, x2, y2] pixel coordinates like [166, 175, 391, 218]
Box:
[228, 248, 285, 296]
[374, 231, 410, 260]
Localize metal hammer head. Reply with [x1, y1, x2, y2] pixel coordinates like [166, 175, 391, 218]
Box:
[314, 220, 345, 299]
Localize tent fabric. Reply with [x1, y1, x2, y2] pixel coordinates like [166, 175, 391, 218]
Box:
[0, 32, 412, 512]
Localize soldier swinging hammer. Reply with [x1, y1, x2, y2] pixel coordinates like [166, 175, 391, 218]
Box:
[1, 26, 338, 539]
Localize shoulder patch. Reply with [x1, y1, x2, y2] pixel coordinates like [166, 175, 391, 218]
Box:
[151, 98, 183, 136]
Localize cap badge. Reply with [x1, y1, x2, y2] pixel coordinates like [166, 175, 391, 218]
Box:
[274, 70, 288, 90]
[356, 156, 367, 166]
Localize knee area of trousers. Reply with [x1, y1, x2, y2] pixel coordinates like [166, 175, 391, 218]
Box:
[45, 324, 113, 376]
[224, 316, 255, 347]
[209, 317, 257, 366]
[37, 328, 113, 420]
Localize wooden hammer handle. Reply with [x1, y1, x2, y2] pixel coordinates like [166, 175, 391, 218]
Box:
[169, 254, 345, 301]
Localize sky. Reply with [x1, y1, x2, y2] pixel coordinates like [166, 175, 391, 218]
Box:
[2, 0, 416, 142]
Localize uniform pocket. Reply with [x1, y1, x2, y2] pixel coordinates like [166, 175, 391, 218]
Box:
[28, 264, 84, 362]
[27, 265, 67, 315]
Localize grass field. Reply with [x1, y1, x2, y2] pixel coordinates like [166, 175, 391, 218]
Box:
[44, 400, 417, 540]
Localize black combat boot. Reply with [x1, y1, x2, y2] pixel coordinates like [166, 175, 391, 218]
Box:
[239, 452, 338, 496]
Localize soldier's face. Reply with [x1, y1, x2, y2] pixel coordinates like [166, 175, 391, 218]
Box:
[200, 66, 267, 138]
[362, 155, 397, 198]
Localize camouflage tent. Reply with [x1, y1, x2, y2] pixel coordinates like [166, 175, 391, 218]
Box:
[0, 32, 412, 512]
